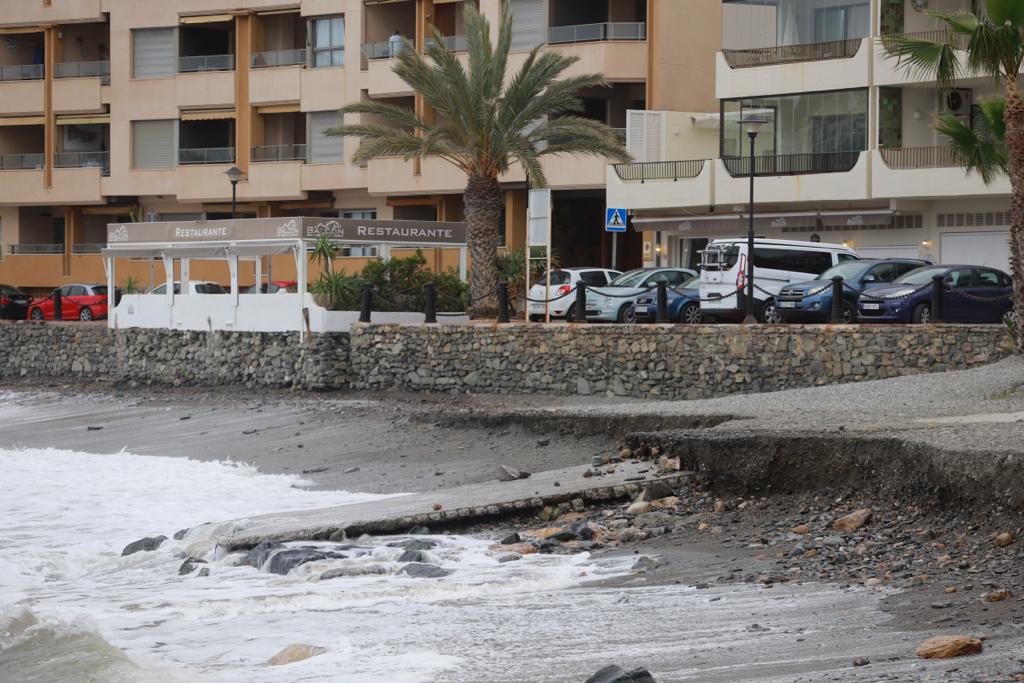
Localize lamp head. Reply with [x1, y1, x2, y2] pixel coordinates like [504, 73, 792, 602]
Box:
[741, 116, 768, 137]
[224, 166, 243, 183]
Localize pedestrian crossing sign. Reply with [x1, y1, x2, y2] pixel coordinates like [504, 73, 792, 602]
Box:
[605, 208, 627, 232]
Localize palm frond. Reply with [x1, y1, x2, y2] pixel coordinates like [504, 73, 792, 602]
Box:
[986, 0, 1024, 29]
[883, 34, 963, 88]
[334, 101, 430, 131]
[935, 110, 1008, 184]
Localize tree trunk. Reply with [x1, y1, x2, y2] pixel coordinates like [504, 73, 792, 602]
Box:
[1004, 75, 1024, 353]
[463, 173, 503, 319]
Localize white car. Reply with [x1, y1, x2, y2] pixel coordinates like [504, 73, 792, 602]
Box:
[149, 281, 227, 295]
[585, 268, 697, 323]
[527, 268, 621, 321]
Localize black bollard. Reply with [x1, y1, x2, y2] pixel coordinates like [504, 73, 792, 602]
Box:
[931, 274, 944, 323]
[424, 282, 437, 324]
[830, 276, 844, 323]
[53, 289, 63, 321]
[655, 281, 668, 323]
[574, 282, 588, 323]
[497, 282, 510, 323]
[358, 284, 373, 323]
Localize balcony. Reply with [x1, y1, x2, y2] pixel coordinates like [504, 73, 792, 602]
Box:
[607, 160, 714, 212]
[717, 38, 869, 99]
[9, 243, 63, 255]
[55, 151, 110, 176]
[251, 49, 305, 68]
[178, 55, 235, 73]
[722, 38, 861, 69]
[53, 62, 109, 113]
[872, 147, 1010, 200]
[178, 147, 235, 165]
[252, 144, 307, 162]
[425, 36, 469, 52]
[722, 151, 861, 177]
[55, 60, 111, 85]
[612, 160, 705, 182]
[0, 166, 104, 205]
[715, 152, 869, 206]
[548, 22, 646, 44]
[0, 64, 44, 82]
[0, 153, 45, 170]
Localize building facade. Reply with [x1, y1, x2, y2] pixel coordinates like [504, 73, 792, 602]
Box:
[608, 0, 1014, 276]
[0, 0, 720, 294]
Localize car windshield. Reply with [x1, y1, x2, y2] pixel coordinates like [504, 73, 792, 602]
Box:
[700, 245, 740, 271]
[896, 266, 947, 286]
[533, 271, 571, 287]
[197, 283, 226, 294]
[819, 261, 868, 281]
[680, 276, 699, 289]
[609, 270, 649, 287]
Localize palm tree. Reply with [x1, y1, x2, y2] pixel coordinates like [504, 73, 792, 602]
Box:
[311, 235, 338, 275]
[327, 4, 630, 317]
[883, 0, 1024, 352]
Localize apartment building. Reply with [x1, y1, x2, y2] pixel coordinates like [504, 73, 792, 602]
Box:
[608, 0, 1014, 276]
[0, 0, 720, 294]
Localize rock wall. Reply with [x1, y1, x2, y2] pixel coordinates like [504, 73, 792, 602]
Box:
[348, 324, 1013, 399]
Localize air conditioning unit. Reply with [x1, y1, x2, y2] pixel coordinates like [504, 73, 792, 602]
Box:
[942, 88, 972, 118]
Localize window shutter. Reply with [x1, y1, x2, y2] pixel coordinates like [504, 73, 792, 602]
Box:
[626, 110, 662, 163]
[132, 28, 177, 79]
[132, 120, 176, 169]
[510, 0, 548, 51]
[308, 111, 343, 164]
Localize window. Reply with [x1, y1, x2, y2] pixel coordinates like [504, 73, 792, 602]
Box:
[645, 270, 688, 286]
[312, 17, 345, 67]
[814, 4, 870, 42]
[132, 28, 177, 79]
[343, 210, 376, 220]
[837, 253, 859, 263]
[866, 263, 899, 283]
[893, 262, 921, 279]
[308, 111, 344, 163]
[579, 271, 607, 286]
[132, 120, 177, 169]
[339, 245, 379, 257]
[976, 268, 1005, 287]
[947, 268, 973, 287]
[753, 248, 833, 274]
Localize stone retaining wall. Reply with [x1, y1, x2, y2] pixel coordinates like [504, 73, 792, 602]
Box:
[348, 323, 1013, 399]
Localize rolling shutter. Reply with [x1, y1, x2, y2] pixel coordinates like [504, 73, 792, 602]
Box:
[132, 28, 177, 79]
[308, 111, 343, 164]
[132, 119, 176, 169]
[626, 110, 663, 163]
[510, 0, 547, 51]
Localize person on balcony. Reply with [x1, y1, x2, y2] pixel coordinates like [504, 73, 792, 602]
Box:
[389, 30, 405, 58]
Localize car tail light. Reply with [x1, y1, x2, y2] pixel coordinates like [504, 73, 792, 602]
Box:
[0, 297, 8, 306]
[558, 285, 571, 297]
[736, 254, 746, 290]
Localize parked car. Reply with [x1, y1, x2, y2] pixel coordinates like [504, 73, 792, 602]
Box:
[27, 284, 116, 321]
[632, 275, 703, 324]
[586, 268, 697, 323]
[527, 268, 621, 321]
[699, 238, 859, 323]
[857, 265, 1014, 324]
[0, 284, 31, 320]
[776, 259, 929, 323]
[150, 281, 227, 295]
[245, 280, 297, 294]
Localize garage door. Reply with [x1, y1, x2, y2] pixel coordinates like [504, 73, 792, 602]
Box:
[855, 245, 921, 260]
[940, 231, 1010, 272]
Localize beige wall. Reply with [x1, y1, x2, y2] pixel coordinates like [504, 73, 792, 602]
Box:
[650, 0, 720, 114]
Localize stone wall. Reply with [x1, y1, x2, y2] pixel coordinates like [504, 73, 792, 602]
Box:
[348, 323, 1013, 399]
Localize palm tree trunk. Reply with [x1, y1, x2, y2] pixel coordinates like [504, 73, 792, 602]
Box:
[1004, 75, 1024, 353]
[464, 173, 503, 319]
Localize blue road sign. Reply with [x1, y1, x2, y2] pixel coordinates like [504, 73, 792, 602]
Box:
[605, 208, 627, 232]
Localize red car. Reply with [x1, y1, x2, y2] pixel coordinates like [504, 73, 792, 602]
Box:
[27, 284, 115, 321]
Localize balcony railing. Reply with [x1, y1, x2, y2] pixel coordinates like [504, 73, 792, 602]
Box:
[722, 38, 862, 68]
[548, 22, 646, 44]
[178, 147, 235, 165]
[55, 60, 111, 85]
[880, 145, 957, 169]
[0, 63, 44, 81]
[54, 151, 110, 175]
[723, 151, 861, 177]
[880, 30, 970, 51]
[9, 244, 63, 254]
[252, 144, 307, 162]
[362, 41, 407, 60]
[72, 243, 105, 254]
[178, 54, 235, 73]
[0, 153, 45, 170]
[424, 35, 469, 52]
[613, 160, 705, 182]
[251, 49, 306, 68]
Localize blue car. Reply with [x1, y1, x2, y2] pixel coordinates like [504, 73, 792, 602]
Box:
[857, 264, 1015, 324]
[777, 259, 928, 323]
[632, 276, 702, 324]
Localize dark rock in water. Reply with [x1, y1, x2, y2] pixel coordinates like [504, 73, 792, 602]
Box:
[631, 556, 659, 573]
[550, 529, 577, 542]
[266, 547, 348, 576]
[197, 567, 210, 577]
[178, 558, 208, 575]
[408, 525, 432, 535]
[571, 520, 594, 541]
[400, 563, 453, 579]
[173, 528, 190, 541]
[639, 481, 675, 502]
[388, 538, 438, 551]
[497, 464, 531, 481]
[500, 532, 521, 545]
[239, 541, 284, 569]
[397, 549, 428, 563]
[121, 535, 167, 556]
[320, 565, 390, 580]
[586, 665, 657, 683]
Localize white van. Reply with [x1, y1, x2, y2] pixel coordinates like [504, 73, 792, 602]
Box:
[699, 238, 859, 323]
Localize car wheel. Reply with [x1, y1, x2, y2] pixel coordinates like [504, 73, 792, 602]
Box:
[29, 308, 44, 320]
[912, 303, 931, 324]
[618, 304, 637, 324]
[842, 301, 858, 324]
[680, 302, 702, 325]
[564, 303, 576, 322]
[1003, 308, 1017, 326]
[528, 315, 543, 323]
[79, 307, 94, 321]
[759, 299, 782, 324]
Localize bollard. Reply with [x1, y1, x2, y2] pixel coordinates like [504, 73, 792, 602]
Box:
[931, 274, 944, 323]
[497, 282, 510, 323]
[424, 282, 437, 324]
[830, 276, 844, 323]
[53, 289, 63, 321]
[655, 281, 669, 323]
[574, 282, 587, 323]
[358, 284, 373, 323]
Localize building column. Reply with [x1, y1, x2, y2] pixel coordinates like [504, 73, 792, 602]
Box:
[43, 25, 57, 189]
[62, 206, 80, 277]
[504, 189, 527, 252]
[235, 13, 253, 176]
[413, 0, 435, 176]
[645, 0, 656, 110]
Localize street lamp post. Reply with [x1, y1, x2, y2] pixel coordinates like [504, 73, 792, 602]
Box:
[741, 116, 766, 324]
[225, 166, 243, 219]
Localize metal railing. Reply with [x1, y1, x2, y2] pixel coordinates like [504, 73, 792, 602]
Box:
[548, 22, 646, 44]
[722, 38, 862, 68]
[9, 244, 63, 254]
[54, 151, 110, 175]
[178, 147, 235, 165]
[880, 29, 970, 50]
[251, 49, 306, 68]
[362, 41, 407, 60]
[72, 243, 105, 254]
[55, 60, 111, 84]
[424, 35, 469, 52]
[612, 159, 706, 182]
[0, 63, 44, 81]
[252, 143, 307, 162]
[0, 153, 45, 170]
[178, 54, 235, 73]
[880, 145, 957, 169]
[722, 151, 861, 177]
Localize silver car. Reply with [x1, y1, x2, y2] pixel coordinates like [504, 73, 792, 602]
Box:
[585, 268, 697, 323]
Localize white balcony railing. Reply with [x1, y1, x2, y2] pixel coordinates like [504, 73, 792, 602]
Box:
[178, 54, 235, 73]
[55, 60, 111, 85]
[178, 147, 235, 165]
[0, 64, 44, 82]
[548, 22, 646, 44]
[251, 49, 306, 68]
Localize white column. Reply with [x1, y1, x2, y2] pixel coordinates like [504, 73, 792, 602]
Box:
[106, 256, 115, 329]
[180, 258, 191, 296]
[458, 246, 468, 282]
[255, 256, 263, 293]
[229, 254, 239, 304]
[296, 240, 308, 340]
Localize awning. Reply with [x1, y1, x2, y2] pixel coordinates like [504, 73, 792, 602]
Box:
[256, 103, 300, 114]
[180, 14, 233, 24]
[57, 114, 110, 125]
[633, 212, 819, 234]
[0, 27, 44, 35]
[227, 242, 298, 257]
[103, 247, 165, 259]
[161, 245, 230, 259]
[180, 109, 236, 121]
[256, 8, 300, 15]
[0, 115, 45, 126]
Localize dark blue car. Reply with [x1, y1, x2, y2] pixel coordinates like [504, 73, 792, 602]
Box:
[632, 276, 702, 324]
[777, 259, 928, 323]
[857, 264, 1015, 324]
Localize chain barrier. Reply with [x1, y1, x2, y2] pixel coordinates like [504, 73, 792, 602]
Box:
[858, 282, 933, 302]
[588, 284, 658, 299]
[524, 286, 577, 304]
[944, 286, 1014, 303]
